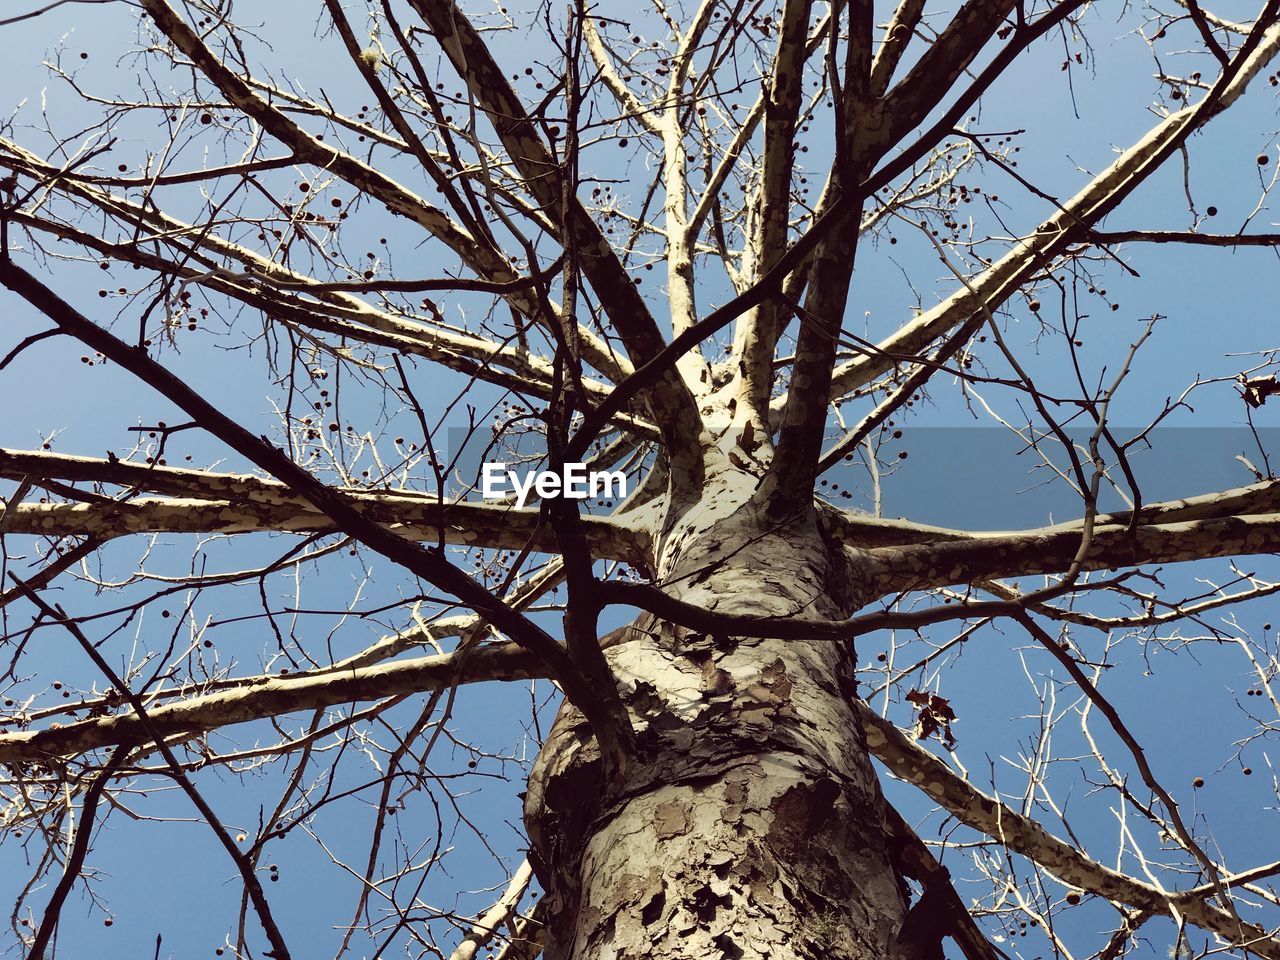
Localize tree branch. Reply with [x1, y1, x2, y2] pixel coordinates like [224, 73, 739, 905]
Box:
[0, 641, 543, 766]
[866, 513, 1280, 592]
[129, 0, 627, 386]
[829, 7, 1280, 399]
[733, 0, 817, 432]
[26, 744, 127, 960]
[855, 698, 1280, 958]
[407, 0, 705, 456]
[0, 450, 650, 563]
[0, 141, 646, 410]
[0, 258, 621, 756]
[1089, 229, 1280, 245]
[876, 0, 1016, 148]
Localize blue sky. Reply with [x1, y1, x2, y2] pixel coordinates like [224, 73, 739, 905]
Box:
[1, 2, 1280, 958]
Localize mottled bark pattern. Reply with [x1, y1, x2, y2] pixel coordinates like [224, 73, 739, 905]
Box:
[525, 472, 914, 959]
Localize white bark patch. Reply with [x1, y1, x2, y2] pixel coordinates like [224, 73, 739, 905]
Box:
[608, 642, 704, 720]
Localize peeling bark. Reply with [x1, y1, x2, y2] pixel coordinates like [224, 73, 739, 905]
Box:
[525, 478, 918, 959]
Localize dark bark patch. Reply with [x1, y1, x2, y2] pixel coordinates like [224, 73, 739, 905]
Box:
[738, 657, 796, 727]
[654, 799, 690, 839]
[722, 776, 751, 822]
[677, 631, 713, 657]
[760, 657, 793, 699]
[615, 871, 656, 904]
[693, 699, 733, 728]
[640, 885, 667, 926]
[724, 778, 749, 806]
[765, 777, 841, 860]
[701, 661, 734, 697]
[630, 680, 666, 716]
[593, 911, 615, 947]
[712, 933, 746, 959]
[691, 883, 734, 923]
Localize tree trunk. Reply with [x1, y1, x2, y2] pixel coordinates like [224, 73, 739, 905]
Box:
[525, 484, 916, 959]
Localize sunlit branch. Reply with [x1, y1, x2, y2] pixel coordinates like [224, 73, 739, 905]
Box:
[0, 641, 544, 766]
[866, 512, 1280, 592]
[0, 450, 649, 563]
[829, 12, 1280, 400]
[855, 698, 1280, 958]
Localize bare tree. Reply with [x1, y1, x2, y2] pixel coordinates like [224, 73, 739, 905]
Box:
[2, 0, 1280, 958]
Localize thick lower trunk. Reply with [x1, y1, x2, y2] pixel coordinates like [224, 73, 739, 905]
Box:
[525, 510, 916, 959]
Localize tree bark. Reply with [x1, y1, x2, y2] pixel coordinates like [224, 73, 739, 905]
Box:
[525, 481, 917, 958]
